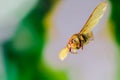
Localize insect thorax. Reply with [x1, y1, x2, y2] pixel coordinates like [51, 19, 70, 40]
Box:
[79, 33, 90, 46]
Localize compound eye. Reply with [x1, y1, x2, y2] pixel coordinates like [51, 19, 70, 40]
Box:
[72, 38, 77, 43]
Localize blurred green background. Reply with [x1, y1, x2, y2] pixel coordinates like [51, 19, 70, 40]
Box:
[1, 0, 67, 80]
[109, 0, 120, 80]
[0, 0, 120, 80]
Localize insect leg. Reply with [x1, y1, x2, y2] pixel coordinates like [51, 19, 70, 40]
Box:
[81, 40, 84, 50]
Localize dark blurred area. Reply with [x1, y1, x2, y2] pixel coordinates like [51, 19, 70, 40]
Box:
[109, 0, 120, 80]
[1, 0, 67, 80]
[109, 0, 120, 45]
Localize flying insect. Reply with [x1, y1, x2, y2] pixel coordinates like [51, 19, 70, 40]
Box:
[59, 2, 108, 61]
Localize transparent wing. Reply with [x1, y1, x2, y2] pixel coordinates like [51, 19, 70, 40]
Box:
[86, 31, 94, 41]
[80, 2, 107, 34]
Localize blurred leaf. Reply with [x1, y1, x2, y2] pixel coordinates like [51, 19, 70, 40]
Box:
[2, 0, 67, 80]
[109, 0, 120, 80]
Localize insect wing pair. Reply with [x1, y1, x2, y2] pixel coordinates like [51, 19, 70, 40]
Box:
[59, 2, 108, 61]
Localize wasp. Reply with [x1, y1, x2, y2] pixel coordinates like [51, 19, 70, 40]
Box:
[59, 2, 108, 61]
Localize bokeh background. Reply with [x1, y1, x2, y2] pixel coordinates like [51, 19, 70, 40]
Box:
[0, 0, 120, 80]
